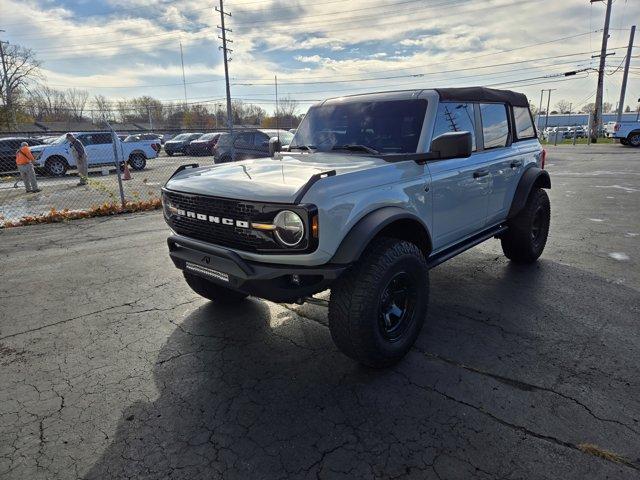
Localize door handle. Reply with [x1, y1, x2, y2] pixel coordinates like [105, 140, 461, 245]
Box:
[473, 169, 489, 178]
[510, 160, 523, 168]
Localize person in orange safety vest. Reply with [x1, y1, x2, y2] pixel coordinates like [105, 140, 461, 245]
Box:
[16, 142, 41, 193]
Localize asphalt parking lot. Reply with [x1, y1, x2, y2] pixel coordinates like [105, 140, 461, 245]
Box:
[1, 145, 639, 479]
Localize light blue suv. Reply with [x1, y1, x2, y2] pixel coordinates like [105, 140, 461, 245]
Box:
[162, 87, 550, 367]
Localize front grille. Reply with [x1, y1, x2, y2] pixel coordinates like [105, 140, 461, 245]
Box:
[163, 189, 313, 253]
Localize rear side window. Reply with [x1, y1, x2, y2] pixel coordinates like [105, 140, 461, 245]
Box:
[480, 103, 509, 149]
[432, 102, 476, 151]
[513, 106, 536, 140]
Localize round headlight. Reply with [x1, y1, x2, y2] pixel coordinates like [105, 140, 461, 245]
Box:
[273, 210, 305, 247]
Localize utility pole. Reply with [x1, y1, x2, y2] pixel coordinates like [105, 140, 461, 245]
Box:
[274, 75, 279, 135]
[538, 89, 545, 131]
[591, 0, 613, 142]
[179, 42, 188, 107]
[543, 89, 556, 129]
[216, 0, 233, 132]
[616, 25, 635, 124]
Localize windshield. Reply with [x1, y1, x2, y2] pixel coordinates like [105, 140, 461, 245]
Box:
[171, 134, 190, 141]
[52, 134, 69, 145]
[290, 99, 427, 154]
[199, 133, 217, 140]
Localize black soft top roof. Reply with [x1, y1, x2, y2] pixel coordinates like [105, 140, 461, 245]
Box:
[435, 87, 529, 107]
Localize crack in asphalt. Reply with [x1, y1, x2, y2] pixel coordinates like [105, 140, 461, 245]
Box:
[393, 369, 639, 472]
[415, 349, 640, 436]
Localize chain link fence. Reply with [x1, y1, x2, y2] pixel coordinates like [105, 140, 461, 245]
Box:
[0, 126, 295, 226]
[0, 125, 228, 226]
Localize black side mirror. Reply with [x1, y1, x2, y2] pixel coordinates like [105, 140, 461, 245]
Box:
[269, 137, 282, 157]
[430, 131, 472, 159]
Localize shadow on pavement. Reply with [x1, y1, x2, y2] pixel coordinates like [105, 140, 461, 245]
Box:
[85, 255, 640, 479]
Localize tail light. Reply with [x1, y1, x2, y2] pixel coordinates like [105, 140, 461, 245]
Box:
[541, 149, 546, 169]
[152, 143, 160, 153]
[614, 123, 621, 132]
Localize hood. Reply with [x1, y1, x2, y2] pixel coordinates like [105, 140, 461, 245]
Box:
[165, 139, 187, 145]
[29, 144, 48, 153]
[165, 153, 389, 203]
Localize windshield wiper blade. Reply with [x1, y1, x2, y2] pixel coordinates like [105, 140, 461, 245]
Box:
[289, 145, 317, 151]
[331, 144, 379, 154]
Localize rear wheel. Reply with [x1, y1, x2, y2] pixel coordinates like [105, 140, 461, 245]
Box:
[501, 188, 550, 264]
[45, 156, 68, 177]
[128, 153, 147, 170]
[328, 238, 429, 368]
[166, 151, 174, 157]
[620, 138, 629, 146]
[183, 272, 248, 304]
[628, 133, 640, 147]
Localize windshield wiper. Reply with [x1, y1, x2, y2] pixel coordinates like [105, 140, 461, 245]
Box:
[331, 144, 379, 155]
[289, 145, 317, 151]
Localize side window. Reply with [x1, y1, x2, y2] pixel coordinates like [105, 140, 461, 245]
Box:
[234, 133, 253, 147]
[432, 102, 476, 151]
[480, 103, 509, 149]
[253, 133, 268, 147]
[513, 106, 536, 140]
[78, 135, 91, 146]
[93, 133, 112, 145]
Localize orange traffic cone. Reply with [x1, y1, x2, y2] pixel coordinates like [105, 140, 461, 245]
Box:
[122, 161, 132, 181]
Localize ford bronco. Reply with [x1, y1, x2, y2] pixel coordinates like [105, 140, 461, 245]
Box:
[162, 87, 550, 367]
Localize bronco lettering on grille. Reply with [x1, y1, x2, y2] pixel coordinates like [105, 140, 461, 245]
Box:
[178, 209, 249, 229]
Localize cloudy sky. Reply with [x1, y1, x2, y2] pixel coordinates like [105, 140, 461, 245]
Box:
[0, 0, 638, 114]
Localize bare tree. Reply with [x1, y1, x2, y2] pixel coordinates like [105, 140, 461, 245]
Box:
[0, 43, 41, 125]
[554, 99, 572, 114]
[93, 95, 113, 122]
[580, 102, 595, 114]
[275, 96, 301, 128]
[29, 84, 67, 120]
[65, 88, 89, 121]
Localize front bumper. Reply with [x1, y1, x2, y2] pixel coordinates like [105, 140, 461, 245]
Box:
[168, 234, 345, 303]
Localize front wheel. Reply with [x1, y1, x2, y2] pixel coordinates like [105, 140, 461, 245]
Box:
[627, 133, 640, 147]
[183, 272, 248, 304]
[45, 157, 68, 177]
[501, 188, 551, 264]
[328, 238, 429, 368]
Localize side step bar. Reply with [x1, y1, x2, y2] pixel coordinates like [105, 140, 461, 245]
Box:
[426, 224, 508, 269]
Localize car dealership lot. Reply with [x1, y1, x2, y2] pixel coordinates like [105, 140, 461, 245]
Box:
[0, 145, 639, 479]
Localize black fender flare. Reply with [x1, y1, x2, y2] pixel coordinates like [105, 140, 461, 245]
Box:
[330, 206, 432, 265]
[508, 166, 551, 219]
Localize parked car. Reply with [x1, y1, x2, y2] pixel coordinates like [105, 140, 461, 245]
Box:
[124, 133, 162, 154]
[213, 129, 294, 163]
[604, 121, 618, 138]
[613, 121, 640, 146]
[29, 132, 159, 176]
[161, 87, 550, 367]
[164, 133, 203, 156]
[0, 137, 43, 172]
[186, 132, 225, 156]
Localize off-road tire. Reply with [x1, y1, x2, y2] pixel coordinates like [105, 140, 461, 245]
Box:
[328, 238, 429, 368]
[183, 272, 248, 304]
[501, 188, 550, 264]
